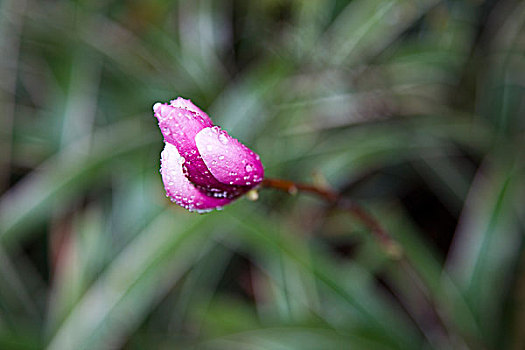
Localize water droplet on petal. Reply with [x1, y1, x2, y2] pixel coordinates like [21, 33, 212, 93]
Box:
[162, 126, 171, 135]
[194, 208, 214, 214]
[153, 102, 162, 113]
[245, 164, 253, 172]
[218, 133, 229, 144]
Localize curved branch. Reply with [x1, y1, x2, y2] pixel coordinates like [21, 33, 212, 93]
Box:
[261, 177, 402, 258]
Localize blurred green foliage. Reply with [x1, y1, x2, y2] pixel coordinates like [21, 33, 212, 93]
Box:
[1, 0, 524, 349]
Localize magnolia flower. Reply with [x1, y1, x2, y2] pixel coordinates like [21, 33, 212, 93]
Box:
[153, 98, 264, 212]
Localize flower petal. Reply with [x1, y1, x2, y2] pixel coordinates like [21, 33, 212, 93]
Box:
[154, 102, 247, 198]
[154, 102, 219, 188]
[160, 143, 230, 212]
[170, 97, 212, 125]
[154, 102, 212, 147]
[195, 127, 264, 186]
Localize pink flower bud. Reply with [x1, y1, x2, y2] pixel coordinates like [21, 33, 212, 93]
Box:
[153, 97, 264, 212]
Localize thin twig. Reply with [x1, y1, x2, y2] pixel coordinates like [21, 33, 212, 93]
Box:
[261, 177, 462, 347]
[261, 177, 402, 258]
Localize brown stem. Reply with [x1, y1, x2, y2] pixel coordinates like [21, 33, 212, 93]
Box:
[260, 178, 338, 202]
[261, 177, 402, 258]
[261, 177, 460, 346]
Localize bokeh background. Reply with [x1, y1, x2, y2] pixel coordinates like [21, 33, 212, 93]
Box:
[1, 0, 525, 349]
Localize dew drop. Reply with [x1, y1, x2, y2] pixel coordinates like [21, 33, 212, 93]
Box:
[218, 155, 225, 160]
[218, 133, 229, 144]
[245, 164, 253, 172]
[194, 208, 214, 214]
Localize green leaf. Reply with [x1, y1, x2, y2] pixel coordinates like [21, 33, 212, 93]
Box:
[45, 210, 213, 350]
[0, 120, 157, 247]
